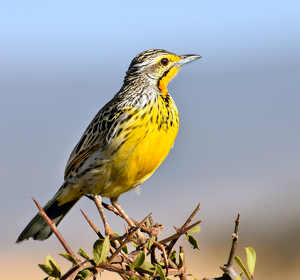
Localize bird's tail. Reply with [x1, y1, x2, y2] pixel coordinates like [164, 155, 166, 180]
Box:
[16, 192, 80, 243]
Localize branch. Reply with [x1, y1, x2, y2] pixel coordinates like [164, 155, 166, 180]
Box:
[60, 260, 146, 280]
[31, 196, 80, 263]
[108, 213, 151, 264]
[35, 199, 202, 280]
[102, 201, 159, 236]
[160, 203, 201, 251]
[159, 219, 202, 245]
[203, 213, 248, 280]
[226, 213, 240, 268]
[80, 209, 105, 239]
[179, 246, 187, 280]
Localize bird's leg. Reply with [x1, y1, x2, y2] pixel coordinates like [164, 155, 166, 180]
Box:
[110, 197, 146, 244]
[94, 195, 113, 237]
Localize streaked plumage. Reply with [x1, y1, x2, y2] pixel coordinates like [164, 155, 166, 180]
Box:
[17, 49, 201, 242]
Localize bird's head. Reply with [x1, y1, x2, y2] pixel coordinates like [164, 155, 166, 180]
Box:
[125, 49, 201, 97]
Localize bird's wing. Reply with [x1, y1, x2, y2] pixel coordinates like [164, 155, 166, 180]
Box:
[64, 98, 128, 179]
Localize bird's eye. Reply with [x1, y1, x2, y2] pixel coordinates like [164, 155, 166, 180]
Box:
[160, 58, 169, 66]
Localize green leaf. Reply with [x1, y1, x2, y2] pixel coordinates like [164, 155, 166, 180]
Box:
[245, 247, 256, 276]
[38, 264, 54, 277]
[188, 226, 201, 234]
[155, 259, 165, 267]
[136, 261, 156, 275]
[179, 253, 184, 267]
[155, 264, 166, 280]
[234, 256, 251, 280]
[38, 255, 61, 278]
[121, 244, 129, 254]
[144, 220, 149, 227]
[78, 248, 90, 260]
[77, 269, 91, 279]
[43, 277, 50, 280]
[144, 236, 156, 250]
[59, 253, 78, 265]
[168, 251, 176, 262]
[45, 255, 57, 268]
[123, 244, 129, 254]
[185, 234, 200, 249]
[130, 251, 146, 270]
[49, 259, 61, 278]
[92, 236, 110, 266]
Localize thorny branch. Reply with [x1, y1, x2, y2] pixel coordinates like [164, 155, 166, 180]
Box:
[31, 196, 80, 263]
[107, 213, 150, 264]
[34, 198, 251, 280]
[203, 213, 248, 280]
[226, 213, 240, 268]
[33, 197, 202, 280]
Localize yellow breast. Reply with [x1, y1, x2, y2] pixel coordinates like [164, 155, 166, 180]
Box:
[100, 94, 179, 198]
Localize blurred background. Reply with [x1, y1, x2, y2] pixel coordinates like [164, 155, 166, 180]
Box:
[1, 1, 300, 279]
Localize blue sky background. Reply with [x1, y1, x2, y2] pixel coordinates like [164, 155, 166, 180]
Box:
[1, 1, 300, 279]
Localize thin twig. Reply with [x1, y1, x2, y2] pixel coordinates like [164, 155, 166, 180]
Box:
[161, 204, 201, 254]
[61, 260, 145, 280]
[58, 202, 202, 279]
[102, 202, 154, 235]
[81, 209, 132, 266]
[182, 203, 201, 229]
[30, 196, 79, 263]
[215, 213, 249, 280]
[203, 214, 248, 280]
[108, 213, 151, 264]
[179, 246, 187, 280]
[80, 209, 105, 239]
[226, 213, 240, 268]
[102, 202, 121, 216]
[62, 258, 185, 280]
[159, 220, 201, 245]
[153, 241, 169, 276]
[149, 216, 155, 227]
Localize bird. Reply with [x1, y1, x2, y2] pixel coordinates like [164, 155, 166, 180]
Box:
[16, 49, 201, 243]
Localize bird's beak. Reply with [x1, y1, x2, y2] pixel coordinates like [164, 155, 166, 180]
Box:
[176, 54, 202, 67]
